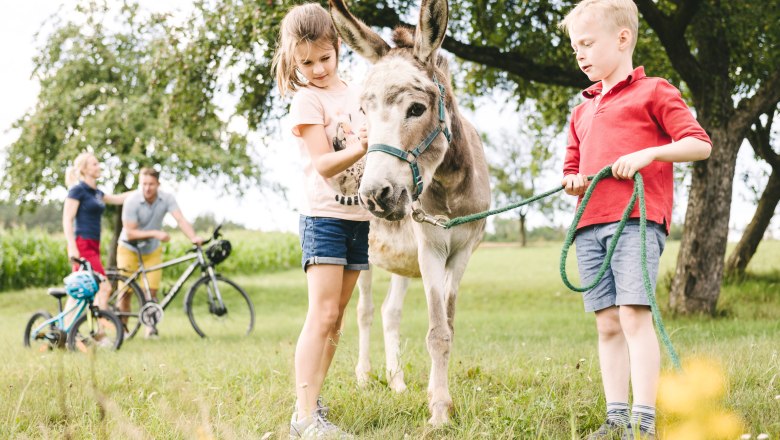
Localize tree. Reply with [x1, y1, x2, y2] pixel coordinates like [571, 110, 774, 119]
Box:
[0, 201, 63, 233]
[485, 104, 565, 247]
[725, 107, 780, 276]
[1, 1, 259, 267]
[191, 0, 779, 314]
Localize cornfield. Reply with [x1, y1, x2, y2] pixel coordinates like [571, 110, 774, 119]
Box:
[0, 228, 301, 292]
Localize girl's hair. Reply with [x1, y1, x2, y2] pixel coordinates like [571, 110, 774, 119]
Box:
[559, 0, 639, 52]
[272, 3, 340, 96]
[65, 152, 95, 188]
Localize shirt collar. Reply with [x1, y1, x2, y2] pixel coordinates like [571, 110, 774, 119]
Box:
[139, 190, 160, 206]
[582, 66, 646, 99]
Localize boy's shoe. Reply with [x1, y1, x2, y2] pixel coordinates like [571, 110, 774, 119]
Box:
[289, 412, 353, 439]
[586, 420, 628, 440]
[622, 425, 655, 440]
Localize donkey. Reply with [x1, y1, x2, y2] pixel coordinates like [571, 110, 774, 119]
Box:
[330, 0, 490, 425]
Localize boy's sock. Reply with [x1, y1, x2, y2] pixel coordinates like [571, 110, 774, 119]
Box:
[631, 404, 656, 434]
[606, 402, 630, 426]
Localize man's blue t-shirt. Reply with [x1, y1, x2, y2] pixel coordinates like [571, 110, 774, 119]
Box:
[67, 181, 105, 240]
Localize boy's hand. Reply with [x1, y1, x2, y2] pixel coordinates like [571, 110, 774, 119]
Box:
[562, 173, 589, 196]
[611, 148, 656, 180]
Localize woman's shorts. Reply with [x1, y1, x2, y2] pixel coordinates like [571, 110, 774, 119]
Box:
[299, 215, 370, 272]
[73, 236, 105, 275]
[574, 219, 666, 312]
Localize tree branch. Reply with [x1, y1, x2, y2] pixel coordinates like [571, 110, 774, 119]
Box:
[747, 107, 780, 170]
[634, 0, 703, 90]
[672, 0, 703, 33]
[441, 38, 589, 89]
[358, 7, 588, 89]
[732, 70, 780, 136]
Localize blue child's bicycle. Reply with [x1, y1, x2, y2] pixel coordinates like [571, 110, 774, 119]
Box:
[23, 257, 124, 352]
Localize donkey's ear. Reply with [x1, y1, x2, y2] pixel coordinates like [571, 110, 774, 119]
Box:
[329, 0, 390, 64]
[413, 0, 448, 65]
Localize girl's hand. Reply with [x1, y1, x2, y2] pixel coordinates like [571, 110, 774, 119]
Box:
[346, 130, 367, 154]
[562, 173, 589, 196]
[359, 126, 368, 149]
[611, 148, 657, 180]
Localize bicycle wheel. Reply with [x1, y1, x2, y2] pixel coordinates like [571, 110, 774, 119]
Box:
[184, 275, 255, 338]
[105, 269, 146, 340]
[67, 307, 124, 352]
[24, 310, 61, 350]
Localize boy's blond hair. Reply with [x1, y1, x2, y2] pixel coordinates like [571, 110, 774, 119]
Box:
[559, 0, 639, 52]
[271, 3, 340, 97]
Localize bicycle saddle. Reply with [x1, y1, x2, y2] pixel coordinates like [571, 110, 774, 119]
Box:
[47, 288, 67, 299]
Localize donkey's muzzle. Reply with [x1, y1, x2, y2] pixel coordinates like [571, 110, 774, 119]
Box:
[359, 184, 409, 221]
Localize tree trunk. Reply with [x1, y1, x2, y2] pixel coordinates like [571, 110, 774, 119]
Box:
[725, 170, 780, 276]
[107, 170, 127, 269]
[108, 205, 123, 269]
[519, 214, 527, 247]
[669, 128, 740, 315]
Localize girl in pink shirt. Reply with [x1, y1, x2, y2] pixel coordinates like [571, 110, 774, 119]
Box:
[272, 3, 370, 438]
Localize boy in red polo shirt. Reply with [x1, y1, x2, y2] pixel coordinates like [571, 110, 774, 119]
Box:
[558, 1, 712, 438]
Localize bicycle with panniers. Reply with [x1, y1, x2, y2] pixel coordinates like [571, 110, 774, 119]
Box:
[105, 224, 254, 339]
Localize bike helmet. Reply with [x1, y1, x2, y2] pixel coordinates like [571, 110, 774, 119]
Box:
[64, 271, 99, 300]
[206, 239, 232, 264]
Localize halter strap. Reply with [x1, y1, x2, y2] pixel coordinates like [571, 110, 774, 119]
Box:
[366, 75, 450, 201]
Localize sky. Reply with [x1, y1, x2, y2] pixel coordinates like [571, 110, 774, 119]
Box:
[1, 1, 776, 238]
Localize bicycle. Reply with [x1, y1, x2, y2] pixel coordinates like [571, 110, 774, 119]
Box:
[24, 258, 124, 352]
[105, 224, 255, 339]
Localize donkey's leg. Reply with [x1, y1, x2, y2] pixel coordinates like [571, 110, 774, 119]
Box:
[355, 267, 374, 387]
[382, 274, 410, 393]
[443, 249, 472, 337]
[418, 249, 452, 426]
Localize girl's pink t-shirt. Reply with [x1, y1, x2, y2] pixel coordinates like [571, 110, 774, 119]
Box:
[289, 82, 371, 221]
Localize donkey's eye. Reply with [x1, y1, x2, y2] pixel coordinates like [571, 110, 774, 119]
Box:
[359, 106, 365, 115]
[406, 103, 426, 118]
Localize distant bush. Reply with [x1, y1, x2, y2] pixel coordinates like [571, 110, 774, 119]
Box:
[0, 229, 70, 291]
[0, 228, 301, 292]
[158, 230, 301, 280]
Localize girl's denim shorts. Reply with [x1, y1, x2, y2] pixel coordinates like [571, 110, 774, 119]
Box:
[299, 215, 370, 272]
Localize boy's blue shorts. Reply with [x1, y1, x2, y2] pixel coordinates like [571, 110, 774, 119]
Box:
[298, 215, 370, 272]
[574, 219, 666, 312]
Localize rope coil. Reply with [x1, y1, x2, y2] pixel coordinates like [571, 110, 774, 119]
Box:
[441, 165, 682, 369]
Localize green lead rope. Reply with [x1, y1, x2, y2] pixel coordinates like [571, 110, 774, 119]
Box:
[445, 165, 682, 370]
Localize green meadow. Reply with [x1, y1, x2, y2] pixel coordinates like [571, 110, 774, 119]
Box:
[1, 240, 778, 439]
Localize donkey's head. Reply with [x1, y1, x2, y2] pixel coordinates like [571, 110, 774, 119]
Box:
[330, 0, 452, 221]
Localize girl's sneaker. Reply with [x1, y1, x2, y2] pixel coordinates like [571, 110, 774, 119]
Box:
[289, 412, 353, 439]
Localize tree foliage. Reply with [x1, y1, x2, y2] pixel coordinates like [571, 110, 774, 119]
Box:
[1, 1, 259, 208]
[40, 0, 773, 314]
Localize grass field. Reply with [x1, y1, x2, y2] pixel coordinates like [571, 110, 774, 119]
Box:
[1, 241, 778, 439]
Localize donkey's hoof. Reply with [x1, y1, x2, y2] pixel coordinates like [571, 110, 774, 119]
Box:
[387, 370, 407, 393]
[388, 377, 407, 393]
[355, 364, 371, 387]
[427, 401, 452, 426]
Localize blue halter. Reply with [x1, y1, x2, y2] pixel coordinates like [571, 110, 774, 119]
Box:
[366, 76, 451, 201]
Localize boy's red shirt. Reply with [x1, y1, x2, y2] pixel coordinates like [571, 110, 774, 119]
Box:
[563, 66, 712, 233]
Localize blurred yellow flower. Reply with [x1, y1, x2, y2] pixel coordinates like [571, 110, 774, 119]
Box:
[658, 357, 744, 440]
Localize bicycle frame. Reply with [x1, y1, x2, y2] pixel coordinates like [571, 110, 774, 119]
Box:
[31, 298, 89, 339]
[117, 246, 222, 311]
